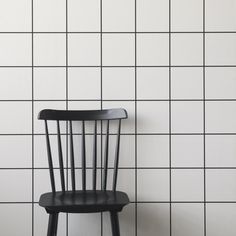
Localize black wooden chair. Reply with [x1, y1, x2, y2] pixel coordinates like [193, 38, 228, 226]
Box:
[38, 108, 129, 236]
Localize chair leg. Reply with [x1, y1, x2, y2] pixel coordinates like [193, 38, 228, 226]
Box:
[47, 213, 59, 236]
[110, 211, 120, 236]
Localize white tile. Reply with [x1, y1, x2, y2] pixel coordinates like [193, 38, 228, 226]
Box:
[138, 169, 169, 201]
[206, 34, 236, 65]
[137, 0, 169, 32]
[34, 34, 66, 66]
[68, 0, 100, 32]
[103, 34, 135, 66]
[171, 169, 204, 201]
[103, 68, 135, 100]
[0, 136, 31, 168]
[69, 34, 100, 66]
[207, 204, 236, 236]
[171, 68, 203, 99]
[34, 101, 66, 134]
[171, 34, 203, 66]
[103, 204, 135, 236]
[103, 0, 135, 32]
[137, 135, 169, 167]
[206, 101, 236, 133]
[206, 170, 236, 201]
[103, 101, 135, 134]
[34, 204, 66, 236]
[0, 170, 31, 202]
[137, 68, 169, 99]
[0, 0, 31, 31]
[171, 101, 203, 133]
[108, 135, 135, 168]
[171, 0, 203, 31]
[137, 34, 169, 66]
[206, 135, 236, 167]
[69, 213, 101, 236]
[206, 0, 236, 31]
[0, 102, 31, 134]
[172, 135, 204, 167]
[34, 68, 66, 100]
[34, 0, 66, 32]
[137, 204, 170, 236]
[172, 204, 204, 236]
[68, 68, 101, 100]
[0, 204, 31, 236]
[206, 68, 236, 99]
[0, 68, 32, 100]
[0, 34, 31, 66]
[137, 101, 169, 133]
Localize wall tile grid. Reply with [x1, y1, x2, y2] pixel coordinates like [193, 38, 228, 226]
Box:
[0, 0, 235, 235]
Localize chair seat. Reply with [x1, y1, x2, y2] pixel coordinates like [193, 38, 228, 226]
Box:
[39, 190, 130, 213]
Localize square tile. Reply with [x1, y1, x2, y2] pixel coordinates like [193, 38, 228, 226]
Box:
[0, 204, 31, 236]
[0, 0, 31, 31]
[69, 213, 101, 236]
[171, 0, 203, 31]
[171, 34, 203, 66]
[34, 0, 66, 32]
[103, 34, 135, 66]
[206, 135, 236, 167]
[103, 101, 135, 134]
[103, 204, 135, 236]
[171, 169, 204, 201]
[171, 101, 203, 133]
[205, 101, 236, 133]
[0, 170, 31, 202]
[171, 135, 204, 167]
[69, 33, 100, 66]
[206, 170, 236, 201]
[137, 0, 169, 32]
[138, 169, 169, 201]
[0, 68, 32, 100]
[206, 33, 236, 65]
[137, 101, 169, 133]
[137, 34, 169, 66]
[171, 68, 203, 99]
[68, 0, 100, 32]
[0, 102, 31, 134]
[206, 68, 236, 99]
[0, 34, 31, 66]
[206, 0, 236, 31]
[206, 203, 236, 236]
[172, 204, 204, 236]
[68, 68, 101, 99]
[34, 68, 66, 100]
[137, 203, 170, 236]
[137, 68, 169, 99]
[137, 135, 169, 167]
[0, 136, 31, 168]
[34, 101, 66, 134]
[103, 68, 135, 100]
[103, 0, 135, 32]
[34, 34, 66, 66]
[34, 204, 66, 236]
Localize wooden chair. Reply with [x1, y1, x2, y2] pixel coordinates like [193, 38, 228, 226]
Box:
[38, 108, 130, 236]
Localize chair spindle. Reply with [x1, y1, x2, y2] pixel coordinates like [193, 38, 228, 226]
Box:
[81, 121, 86, 191]
[92, 120, 97, 191]
[69, 121, 76, 191]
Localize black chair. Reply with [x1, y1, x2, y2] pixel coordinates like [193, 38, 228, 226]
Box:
[38, 108, 130, 236]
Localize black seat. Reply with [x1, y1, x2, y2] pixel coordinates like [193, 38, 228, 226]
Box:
[39, 190, 129, 213]
[38, 108, 129, 236]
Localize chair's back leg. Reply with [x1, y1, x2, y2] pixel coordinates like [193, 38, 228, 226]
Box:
[110, 211, 120, 236]
[47, 213, 59, 236]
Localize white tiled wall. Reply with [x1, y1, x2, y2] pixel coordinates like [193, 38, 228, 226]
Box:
[0, 0, 235, 235]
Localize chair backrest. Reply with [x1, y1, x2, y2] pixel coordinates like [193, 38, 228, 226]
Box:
[38, 108, 128, 193]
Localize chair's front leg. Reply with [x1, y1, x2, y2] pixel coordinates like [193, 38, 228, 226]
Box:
[110, 211, 120, 236]
[47, 213, 59, 236]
